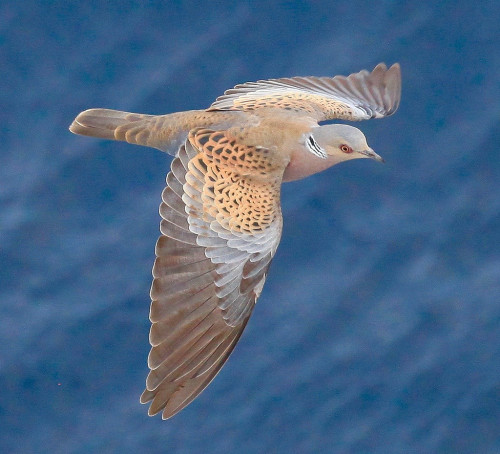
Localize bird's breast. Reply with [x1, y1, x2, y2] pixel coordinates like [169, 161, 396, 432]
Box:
[283, 145, 339, 182]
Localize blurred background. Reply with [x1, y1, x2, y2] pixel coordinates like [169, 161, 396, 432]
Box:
[1, 1, 499, 453]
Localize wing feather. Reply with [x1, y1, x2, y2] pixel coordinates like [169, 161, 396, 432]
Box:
[141, 129, 285, 418]
[208, 63, 401, 121]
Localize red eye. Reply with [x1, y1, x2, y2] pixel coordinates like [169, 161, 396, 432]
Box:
[340, 144, 353, 154]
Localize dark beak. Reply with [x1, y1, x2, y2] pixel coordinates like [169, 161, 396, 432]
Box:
[360, 147, 385, 163]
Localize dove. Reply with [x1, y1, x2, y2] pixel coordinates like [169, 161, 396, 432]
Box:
[69, 62, 401, 419]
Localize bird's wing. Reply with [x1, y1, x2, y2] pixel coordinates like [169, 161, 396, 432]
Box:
[208, 63, 401, 122]
[141, 129, 284, 419]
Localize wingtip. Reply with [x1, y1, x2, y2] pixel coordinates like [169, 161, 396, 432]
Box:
[387, 63, 402, 115]
[372, 62, 401, 78]
[387, 62, 401, 80]
[373, 62, 388, 72]
[370, 62, 401, 116]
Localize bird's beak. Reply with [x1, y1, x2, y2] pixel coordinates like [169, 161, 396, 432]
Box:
[359, 147, 385, 163]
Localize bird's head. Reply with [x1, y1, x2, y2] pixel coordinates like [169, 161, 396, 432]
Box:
[312, 124, 384, 164]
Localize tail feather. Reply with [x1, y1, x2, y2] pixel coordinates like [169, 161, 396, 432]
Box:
[69, 108, 154, 141]
[69, 107, 239, 156]
[70, 108, 198, 155]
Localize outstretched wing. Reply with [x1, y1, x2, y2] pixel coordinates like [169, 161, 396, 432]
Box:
[140, 129, 285, 419]
[209, 63, 401, 122]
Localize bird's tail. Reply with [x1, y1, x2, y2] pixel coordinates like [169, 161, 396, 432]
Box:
[69, 108, 165, 146]
[69, 108, 239, 155]
[69, 108, 155, 140]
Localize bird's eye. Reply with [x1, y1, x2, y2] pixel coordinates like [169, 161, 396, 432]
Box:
[340, 144, 353, 154]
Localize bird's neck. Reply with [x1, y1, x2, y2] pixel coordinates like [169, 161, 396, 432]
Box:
[282, 147, 341, 182]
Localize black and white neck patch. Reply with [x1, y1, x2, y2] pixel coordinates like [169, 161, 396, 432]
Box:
[305, 135, 327, 159]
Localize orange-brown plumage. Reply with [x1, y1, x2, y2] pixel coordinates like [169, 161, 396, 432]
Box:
[69, 63, 401, 419]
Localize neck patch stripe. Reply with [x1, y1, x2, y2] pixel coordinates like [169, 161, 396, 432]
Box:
[305, 135, 327, 159]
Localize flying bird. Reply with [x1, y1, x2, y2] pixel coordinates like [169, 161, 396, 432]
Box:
[69, 62, 401, 419]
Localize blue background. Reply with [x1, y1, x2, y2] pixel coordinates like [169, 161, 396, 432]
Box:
[1, 1, 499, 453]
